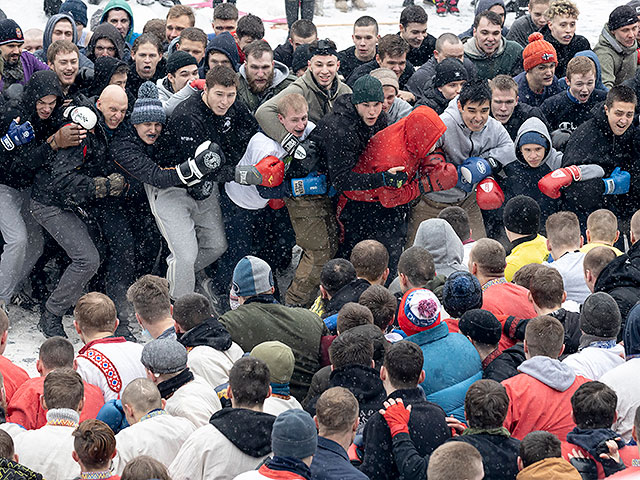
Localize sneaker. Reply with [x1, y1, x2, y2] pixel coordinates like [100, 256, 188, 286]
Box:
[352, 0, 366, 9]
[38, 309, 67, 338]
[447, 0, 460, 15]
[157, 0, 177, 6]
[335, 0, 348, 12]
[436, 1, 447, 15]
[137, 0, 155, 5]
[11, 290, 39, 312]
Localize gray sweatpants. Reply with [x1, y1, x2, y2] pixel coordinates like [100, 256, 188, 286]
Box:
[146, 185, 227, 299]
[0, 185, 44, 303]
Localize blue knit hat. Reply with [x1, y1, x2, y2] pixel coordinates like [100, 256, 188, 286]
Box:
[442, 271, 483, 318]
[231, 256, 274, 297]
[518, 131, 548, 150]
[131, 81, 166, 125]
[271, 409, 317, 459]
[59, 0, 88, 27]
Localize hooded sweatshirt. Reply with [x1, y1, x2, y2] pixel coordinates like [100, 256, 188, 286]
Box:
[459, 0, 510, 40]
[414, 218, 467, 278]
[502, 355, 590, 440]
[516, 457, 582, 480]
[237, 61, 294, 113]
[34, 14, 93, 69]
[99, 0, 135, 45]
[200, 32, 239, 77]
[83, 56, 127, 98]
[594, 24, 638, 88]
[557, 50, 608, 92]
[464, 36, 524, 81]
[86, 23, 126, 62]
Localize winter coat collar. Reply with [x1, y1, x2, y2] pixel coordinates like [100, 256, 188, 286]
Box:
[178, 317, 233, 352]
[464, 36, 508, 60]
[209, 407, 276, 457]
[157, 368, 195, 399]
[600, 25, 638, 55]
[78, 336, 126, 354]
[517, 356, 576, 391]
[260, 457, 312, 480]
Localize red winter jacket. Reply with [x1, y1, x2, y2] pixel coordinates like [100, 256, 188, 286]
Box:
[343, 106, 447, 207]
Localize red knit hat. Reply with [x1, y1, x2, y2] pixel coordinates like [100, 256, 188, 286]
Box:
[397, 288, 442, 337]
[522, 32, 557, 72]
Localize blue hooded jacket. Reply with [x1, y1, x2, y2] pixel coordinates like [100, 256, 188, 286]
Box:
[557, 50, 608, 92]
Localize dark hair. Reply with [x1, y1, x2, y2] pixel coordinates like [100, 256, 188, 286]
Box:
[525, 315, 564, 358]
[359, 285, 397, 331]
[236, 14, 264, 41]
[179, 27, 207, 48]
[244, 40, 273, 60]
[354, 15, 378, 34]
[529, 267, 564, 310]
[126, 275, 171, 324]
[519, 431, 562, 468]
[213, 3, 238, 20]
[121, 456, 171, 480]
[571, 381, 617, 429]
[458, 79, 492, 108]
[473, 9, 503, 28]
[44, 368, 84, 410]
[397, 246, 435, 287]
[0, 430, 14, 459]
[384, 341, 423, 389]
[605, 85, 637, 109]
[350, 240, 389, 282]
[173, 293, 212, 332]
[320, 259, 357, 296]
[228, 357, 270, 407]
[465, 379, 509, 429]
[349, 324, 388, 366]
[400, 5, 428, 26]
[142, 19, 166, 44]
[205, 65, 238, 89]
[435, 32, 461, 52]
[378, 34, 409, 60]
[470, 238, 505, 276]
[40, 337, 74, 370]
[329, 330, 374, 369]
[438, 206, 471, 242]
[167, 5, 195, 23]
[132, 33, 163, 55]
[113, 63, 129, 77]
[290, 19, 317, 39]
[583, 246, 617, 280]
[512, 263, 546, 290]
[337, 302, 374, 333]
[73, 419, 116, 469]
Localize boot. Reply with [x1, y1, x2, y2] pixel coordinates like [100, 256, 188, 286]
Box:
[436, 0, 447, 15]
[335, 0, 348, 12]
[447, 0, 460, 15]
[352, 0, 366, 9]
[38, 309, 67, 338]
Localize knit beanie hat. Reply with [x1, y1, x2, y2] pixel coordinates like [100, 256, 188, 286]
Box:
[503, 195, 540, 235]
[271, 409, 318, 459]
[442, 271, 483, 318]
[518, 131, 549, 151]
[0, 19, 24, 45]
[523, 32, 557, 72]
[166, 51, 198, 75]
[398, 288, 442, 337]
[434, 58, 468, 88]
[232, 256, 274, 298]
[352, 75, 384, 105]
[580, 292, 621, 339]
[609, 5, 639, 31]
[370, 67, 399, 94]
[459, 309, 502, 345]
[291, 44, 312, 73]
[141, 339, 188, 374]
[59, 0, 88, 27]
[250, 341, 295, 385]
[627, 0, 640, 15]
[131, 82, 166, 125]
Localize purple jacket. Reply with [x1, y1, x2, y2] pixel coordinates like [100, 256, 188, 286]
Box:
[0, 51, 49, 91]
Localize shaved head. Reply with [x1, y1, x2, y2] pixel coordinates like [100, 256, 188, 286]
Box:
[121, 378, 162, 416]
[97, 85, 128, 130]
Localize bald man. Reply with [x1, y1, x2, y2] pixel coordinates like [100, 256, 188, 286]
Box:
[31, 91, 136, 339]
[113, 379, 196, 475]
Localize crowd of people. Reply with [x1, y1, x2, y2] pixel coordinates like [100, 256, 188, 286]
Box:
[1, 0, 640, 477]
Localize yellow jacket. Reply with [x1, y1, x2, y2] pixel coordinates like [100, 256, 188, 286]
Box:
[505, 234, 549, 281]
[580, 242, 623, 256]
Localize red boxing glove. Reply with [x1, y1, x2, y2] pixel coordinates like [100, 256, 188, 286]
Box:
[538, 165, 581, 199]
[268, 198, 285, 210]
[190, 79, 206, 91]
[255, 155, 285, 187]
[422, 148, 446, 169]
[419, 162, 458, 194]
[476, 177, 505, 210]
[382, 402, 411, 437]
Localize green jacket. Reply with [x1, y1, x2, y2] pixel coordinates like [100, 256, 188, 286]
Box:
[100, 0, 135, 44]
[237, 61, 296, 114]
[594, 24, 638, 88]
[464, 37, 524, 81]
[219, 299, 327, 401]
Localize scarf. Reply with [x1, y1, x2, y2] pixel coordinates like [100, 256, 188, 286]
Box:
[271, 382, 290, 397]
[579, 334, 617, 351]
[462, 426, 512, 437]
[3, 59, 24, 87]
[262, 456, 312, 480]
[157, 368, 194, 399]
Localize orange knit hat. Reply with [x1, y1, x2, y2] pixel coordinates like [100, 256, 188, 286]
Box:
[522, 32, 557, 71]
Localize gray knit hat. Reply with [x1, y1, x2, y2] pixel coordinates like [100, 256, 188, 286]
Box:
[131, 81, 166, 125]
[580, 292, 621, 339]
[271, 409, 317, 459]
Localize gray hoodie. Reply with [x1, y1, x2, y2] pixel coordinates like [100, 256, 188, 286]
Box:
[514, 117, 563, 170]
[518, 355, 576, 391]
[414, 218, 468, 278]
[237, 61, 295, 113]
[34, 14, 94, 70]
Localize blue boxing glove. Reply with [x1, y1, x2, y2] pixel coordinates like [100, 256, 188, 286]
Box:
[1, 119, 35, 151]
[603, 167, 630, 195]
[96, 399, 129, 434]
[455, 165, 473, 193]
[460, 156, 500, 184]
[291, 172, 327, 196]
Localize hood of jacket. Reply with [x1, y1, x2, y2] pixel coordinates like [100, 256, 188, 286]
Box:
[594, 250, 640, 298]
[87, 55, 127, 98]
[99, 0, 134, 43]
[414, 218, 467, 277]
[87, 23, 126, 61]
[404, 105, 447, 157]
[572, 50, 607, 91]
[517, 355, 576, 391]
[464, 36, 508, 60]
[21, 70, 63, 119]
[42, 14, 78, 54]
[178, 317, 234, 352]
[516, 457, 582, 480]
[203, 32, 239, 74]
[624, 303, 640, 357]
[209, 408, 276, 457]
[239, 60, 291, 90]
[475, 0, 505, 14]
[329, 364, 386, 405]
[514, 116, 559, 167]
[599, 24, 638, 55]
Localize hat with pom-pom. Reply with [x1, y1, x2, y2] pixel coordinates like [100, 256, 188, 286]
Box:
[398, 288, 442, 337]
[131, 81, 166, 125]
[522, 32, 557, 72]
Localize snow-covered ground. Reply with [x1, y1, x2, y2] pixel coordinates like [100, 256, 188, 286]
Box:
[0, 0, 631, 375]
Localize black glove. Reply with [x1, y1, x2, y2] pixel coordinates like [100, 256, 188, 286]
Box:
[176, 141, 225, 186]
[382, 171, 408, 188]
[187, 178, 215, 201]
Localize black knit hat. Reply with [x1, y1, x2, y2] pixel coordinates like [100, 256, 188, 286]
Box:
[352, 75, 384, 105]
[166, 51, 198, 74]
[434, 58, 468, 88]
[503, 195, 540, 235]
[0, 19, 24, 46]
[459, 309, 502, 345]
[609, 5, 639, 31]
[580, 292, 621, 339]
[59, 0, 88, 27]
[442, 271, 483, 318]
[292, 44, 312, 73]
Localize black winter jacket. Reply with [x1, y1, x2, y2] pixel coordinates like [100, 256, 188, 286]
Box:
[403, 32, 437, 68]
[274, 41, 294, 68]
[406, 56, 478, 100]
[449, 431, 521, 480]
[323, 278, 371, 320]
[541, 25, 591, 78]
[482, 344, 526, 383]
[338, 46, 373, 81]
[540, 88, 607, 133]
[415, 86, 449, 114]
[178, 316, 234, 351]
[504, 308, 581, 356]
[497, 102, 548, 141]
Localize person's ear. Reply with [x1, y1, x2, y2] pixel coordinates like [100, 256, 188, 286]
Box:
[418, 370, 425, 384]
[580, 235, 584, 248]
[586, 229, 592, 243]
[633, 424, 638, 444]
[0, 331, 7, 347]
[558, 344, 565, 357]
[457, 100, 463, 112]
[135, 312, 143, 326]
[527, 291, 534, 305]
[375, 53, 381, 65]
[517, 456, 523, 471]
[382, 267, 390, 283]
[227, 385, 234, 399]
[523, 340, 529, 355]
[546, 239, 552, 252]
[314, 416, 319, 429]
[114, 317, 120, 332]
[266, 385, 272, 399]
[614, 231, 620, 243]
[379, 365, 387, 382]
[40, 394, 47, 411]
[170, 304, 174, 316]
[13, 454, 18, 464]
[320, 285, 329, 299]
[72, 451, 80, 464]
[562, 291, 567, 303]
[161, 398, 166, 409]
[36, 359, 44, 376]
[73, 320, 81, 335]
[353, 417, 360, 433]
[78, 397, 84, 413]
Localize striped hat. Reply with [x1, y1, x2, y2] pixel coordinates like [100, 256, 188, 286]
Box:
[131, 81, 166, 125]
[232, 256, 274, 297]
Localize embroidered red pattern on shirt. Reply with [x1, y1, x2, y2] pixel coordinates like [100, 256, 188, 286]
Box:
[78, 348, 122, 394]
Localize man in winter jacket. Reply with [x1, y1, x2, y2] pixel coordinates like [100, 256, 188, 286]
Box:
[0, 19, 49, 91]
[359, 341, 450, 480]
[173, 293, 244, 389]
[274, 19, 317, 69]
[86, 23, 126, 63]
[156, 51, 199, 113]
[594, 5, 639, 88]
[507, 0, 550, 47]
[99, 0, 136, 48]
[398, 5, 437, 67]
[416, 58, 467, 113]
[337, 16, 378, 81]
[369, 68, 412, 124]
[34, 14, 93, 70]
[127, 35, 165, 102]
[463, 11, 523, 82]
[169, 357, 276, 480]
[517, 431, 582, 479]
[513, 33, 561, 108]
[502, 315, 590, 441]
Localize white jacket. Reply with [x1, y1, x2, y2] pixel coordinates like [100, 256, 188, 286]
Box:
[169, 424, 271, 480]
[188, 342, 244, 390]
[562, 344, 625, 380]
[545, 251, 591, 305]
[601, 358, 640, 443]
[164, 374, 222, 427]
[114, 410, 196, 474]
[262, 395, 303, 417]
